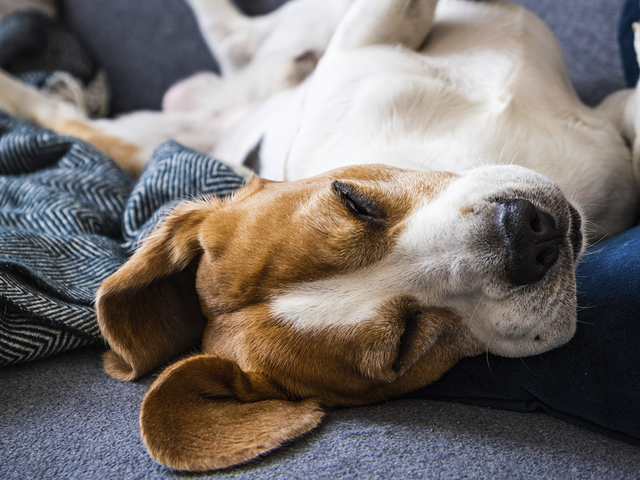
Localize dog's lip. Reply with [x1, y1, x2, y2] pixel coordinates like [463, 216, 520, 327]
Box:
[567, 203, 583, 260]
[487, 325, 575, 357]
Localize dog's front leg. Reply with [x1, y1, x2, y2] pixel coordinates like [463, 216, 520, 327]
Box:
[326, 0, 439, 54]
[185, 0, 353, 75]
[597, 24, 640, 182]
[0, 69, 235, 178]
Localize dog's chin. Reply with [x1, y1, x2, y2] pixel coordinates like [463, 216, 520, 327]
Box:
[464, 277, 579, 358]
[484, 311, 577, 358]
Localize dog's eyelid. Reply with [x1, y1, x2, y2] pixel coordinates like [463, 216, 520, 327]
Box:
[331, 180, 386, 224]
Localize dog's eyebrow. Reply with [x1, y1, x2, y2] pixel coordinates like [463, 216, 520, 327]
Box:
[332, 180, 386, 226]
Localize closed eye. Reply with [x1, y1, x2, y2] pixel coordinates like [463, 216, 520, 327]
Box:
[332, 180, 386, 226]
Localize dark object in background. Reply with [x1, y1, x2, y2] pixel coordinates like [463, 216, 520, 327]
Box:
[0, 10, 109, 117]
[58, 0, 291, 116]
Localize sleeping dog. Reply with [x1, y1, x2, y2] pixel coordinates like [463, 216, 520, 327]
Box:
[97, 163, 583, 471]
[0, 0, 638, 472]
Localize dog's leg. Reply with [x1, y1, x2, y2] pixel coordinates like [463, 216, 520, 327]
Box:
[325, 0, 438, 54]
[0, 69, 252, 178]
[597, 23, 640, 181]
[182, 0, 254, 74]
[0, 68, 85, 126]
[0, 69, 148, 175]
[165, 0, 354, 115]
[184, 0, 353, 75]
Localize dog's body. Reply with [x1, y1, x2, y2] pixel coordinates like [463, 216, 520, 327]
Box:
[0, 0, 638, 240]
[0, 0, 637, 471]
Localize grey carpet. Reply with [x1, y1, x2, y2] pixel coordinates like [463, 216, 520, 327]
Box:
[2, 346, 640, 479]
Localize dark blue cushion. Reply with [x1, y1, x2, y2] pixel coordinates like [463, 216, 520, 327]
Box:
[619, 0, 640, 87]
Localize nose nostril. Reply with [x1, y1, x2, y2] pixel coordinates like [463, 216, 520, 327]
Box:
[530, 213, 542, 233]
[496, 199, 564, 286]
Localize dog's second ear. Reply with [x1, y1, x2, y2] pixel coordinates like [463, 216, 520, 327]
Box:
[96, 200, 217, 381]
[140, 354, 325, 471]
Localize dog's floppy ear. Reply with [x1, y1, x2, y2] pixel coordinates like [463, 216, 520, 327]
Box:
[140, 354, 324, 471]
[96, 201, 216, 381]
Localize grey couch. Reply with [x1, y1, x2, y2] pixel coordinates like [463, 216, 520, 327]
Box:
[2, 0, 640, 478]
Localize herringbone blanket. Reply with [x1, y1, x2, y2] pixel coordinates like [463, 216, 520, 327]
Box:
[0, 112, 245, 366]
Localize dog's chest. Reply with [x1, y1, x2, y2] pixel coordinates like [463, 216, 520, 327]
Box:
[284, 44, 523, 177]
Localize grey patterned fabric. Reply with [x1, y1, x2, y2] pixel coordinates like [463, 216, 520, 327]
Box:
[0, 112, 245, 366]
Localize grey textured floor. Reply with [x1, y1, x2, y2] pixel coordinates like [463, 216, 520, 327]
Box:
[2, 347, 640, 479]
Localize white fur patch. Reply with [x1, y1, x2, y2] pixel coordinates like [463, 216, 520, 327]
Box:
[270, 263, 403, 331]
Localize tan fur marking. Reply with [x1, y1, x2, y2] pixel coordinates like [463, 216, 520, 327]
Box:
[50, 119, 143, 177]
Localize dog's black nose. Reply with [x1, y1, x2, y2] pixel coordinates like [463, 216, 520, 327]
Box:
[496, 199, 563, 285]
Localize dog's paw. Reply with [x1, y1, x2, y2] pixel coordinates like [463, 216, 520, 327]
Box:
[162, 72, 224, 112]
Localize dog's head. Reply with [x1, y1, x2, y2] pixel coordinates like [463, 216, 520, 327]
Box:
[97, 164, 583, 471]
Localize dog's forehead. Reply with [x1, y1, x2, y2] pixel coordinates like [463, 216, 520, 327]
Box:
[323, 164, 458, 192]
[228, 165, 460, 229]
[283, 164, 460, 212]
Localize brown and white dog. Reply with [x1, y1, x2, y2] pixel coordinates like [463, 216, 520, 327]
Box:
[0, 0, 637, 472]
[97, 163, 583, 471]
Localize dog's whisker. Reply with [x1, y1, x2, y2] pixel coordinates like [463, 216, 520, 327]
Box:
[520, 357, 537, 377]
[508, 149, 522, 166]
[485, 349, 494, 376]
[577, 302, 597, 311]
[465, 141, 484, 167]
[420, 146, 460, 171]
[576, 319, 596, 325]
[469, 295, 496, 376]
[462, 154, 476, 170]
[498, 134, 513, 165]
